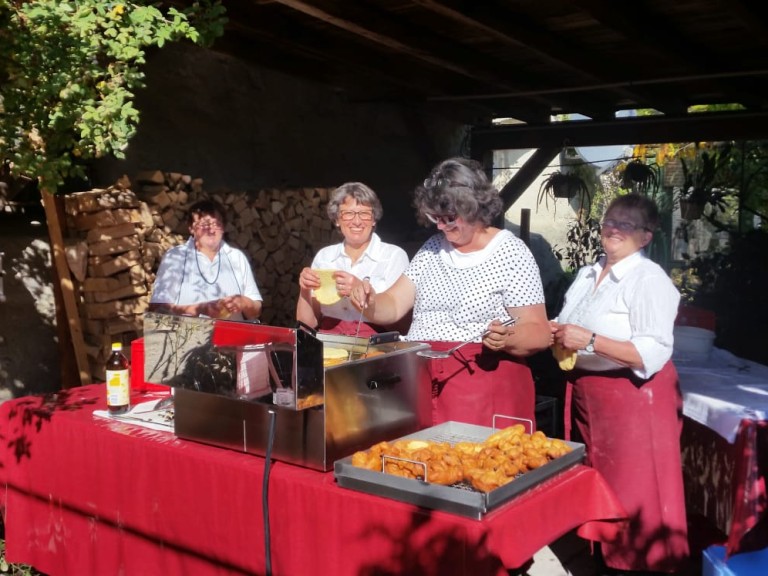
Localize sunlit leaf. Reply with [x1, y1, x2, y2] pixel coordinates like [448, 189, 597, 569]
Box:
[0, 0, 226, 194]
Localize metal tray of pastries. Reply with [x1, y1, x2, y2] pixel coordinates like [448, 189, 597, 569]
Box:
[334, 420, 585, 519]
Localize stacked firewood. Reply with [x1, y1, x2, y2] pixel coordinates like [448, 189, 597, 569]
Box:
[131, 170, 337, 324]
[63, 179, 159, 379]
[64, 172, 337, 380]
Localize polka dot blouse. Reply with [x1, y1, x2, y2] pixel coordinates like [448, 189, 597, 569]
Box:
[404, 230, 544, 342]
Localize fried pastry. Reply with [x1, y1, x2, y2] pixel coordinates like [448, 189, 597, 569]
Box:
[350, 424, 574, 493]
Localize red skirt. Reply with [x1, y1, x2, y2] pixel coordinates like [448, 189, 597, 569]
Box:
[566, 361, 689, 572]
[423, 342, 535, 430]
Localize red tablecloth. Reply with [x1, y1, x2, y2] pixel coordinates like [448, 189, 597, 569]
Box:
[681, 417, 768, 556]
[0, 385, 627, 576]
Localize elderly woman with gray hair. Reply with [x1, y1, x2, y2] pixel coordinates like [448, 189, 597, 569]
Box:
[297, 182, 409, 337]
[351, 158, 551, 426]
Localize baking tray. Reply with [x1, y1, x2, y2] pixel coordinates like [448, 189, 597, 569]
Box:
[334, 421, 585, 519]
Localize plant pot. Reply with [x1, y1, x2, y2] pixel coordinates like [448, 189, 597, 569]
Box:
[680, 199, 704, 220]
[553, 181, 576, 198]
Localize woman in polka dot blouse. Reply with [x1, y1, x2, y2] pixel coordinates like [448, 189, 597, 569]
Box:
[352, 157, 551, 427]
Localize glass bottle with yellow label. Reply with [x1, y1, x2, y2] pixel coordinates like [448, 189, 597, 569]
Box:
[106, 342, 130, 414]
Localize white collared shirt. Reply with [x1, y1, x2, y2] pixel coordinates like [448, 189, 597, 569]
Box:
[556, 250, 680, 378]
[311, 232, 409, 321]
[150, 237, 262, 320]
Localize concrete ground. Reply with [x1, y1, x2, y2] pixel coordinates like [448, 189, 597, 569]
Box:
[525, 520, 712, 576]
[527, 531, 599, 576]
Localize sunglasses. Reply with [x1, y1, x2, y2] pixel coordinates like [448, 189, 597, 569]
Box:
[193, 219, 223, 231]
[424, 213, 459, 229]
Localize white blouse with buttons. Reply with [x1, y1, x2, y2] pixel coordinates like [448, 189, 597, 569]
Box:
[556, 250, 680, 379]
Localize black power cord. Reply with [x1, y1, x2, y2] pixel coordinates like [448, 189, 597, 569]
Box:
[263, 409, 277, 575]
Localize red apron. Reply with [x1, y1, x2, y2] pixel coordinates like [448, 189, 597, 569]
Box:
[424, 341, 535, 430]
[565, 361, 689, 572]
[318, 317, 378, 338]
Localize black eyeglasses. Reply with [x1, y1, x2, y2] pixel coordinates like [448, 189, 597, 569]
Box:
[424, 213, 459, 229]
[601, 218, 649, 232]
[339, 210, 374, 222]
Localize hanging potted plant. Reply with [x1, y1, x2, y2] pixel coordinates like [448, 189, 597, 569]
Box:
[622, 159, 659, 193]
[677, 189, 707, 220]
[677, 144, 732, 220]
[539, 170, 587, 199]
[538, 169, 593, 223]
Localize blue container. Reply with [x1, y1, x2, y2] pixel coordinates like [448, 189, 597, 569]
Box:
[702, 545, 768, 576]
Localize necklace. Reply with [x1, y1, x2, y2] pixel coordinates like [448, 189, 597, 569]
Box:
[195, 250, 222, 285]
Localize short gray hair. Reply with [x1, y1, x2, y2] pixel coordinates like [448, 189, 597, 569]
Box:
[326, 182, 383, 222]
[413, 157, 502, 226]
[606, 193, 660, 231]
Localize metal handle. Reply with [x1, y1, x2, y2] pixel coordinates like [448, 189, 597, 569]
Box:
[492, 413, 534, 435]
[367, 373, 401, 390]
[482, 316, 518, 337]
[455, 316, 518, 353]
[369, 331, 400, 346]
[381, 455, 429, 483]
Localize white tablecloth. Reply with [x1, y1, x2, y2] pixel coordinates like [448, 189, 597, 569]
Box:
[677, 348, 768, 443]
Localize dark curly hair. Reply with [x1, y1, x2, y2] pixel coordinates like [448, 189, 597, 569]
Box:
[187, 199, 227, 227]
[413, 157, 502, 227]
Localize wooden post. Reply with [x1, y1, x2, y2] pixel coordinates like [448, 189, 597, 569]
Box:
[520, 208, 531, 247]
[42, 190, 91, 386]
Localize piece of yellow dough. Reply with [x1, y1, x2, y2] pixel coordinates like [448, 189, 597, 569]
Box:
[323, 346, 349, 367]
[552, 343, 577, 371]
[314, 269, 340, 305]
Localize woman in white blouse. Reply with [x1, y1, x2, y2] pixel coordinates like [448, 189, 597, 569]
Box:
[149, 199, 262, 321]
[351, 158, 551, 427]
[296, 182, 409, 337]
[550, 193, 688, 573]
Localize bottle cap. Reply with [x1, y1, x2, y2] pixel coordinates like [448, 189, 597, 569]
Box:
[111, 342, 123, 351]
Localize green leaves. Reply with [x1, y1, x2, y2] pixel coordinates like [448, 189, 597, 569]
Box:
[552, 217, 603, 274]
[0, 0, 226, 192]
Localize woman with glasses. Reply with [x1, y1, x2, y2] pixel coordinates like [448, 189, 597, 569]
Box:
[550, 193, 688, 573]
[149, 199, 263, 321]
[296, 182, 409, 336]
[351, 157, 551, 427]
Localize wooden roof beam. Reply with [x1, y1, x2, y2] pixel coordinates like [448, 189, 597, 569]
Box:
[268, 0, 568, 110]
[471, 111, 768, 154]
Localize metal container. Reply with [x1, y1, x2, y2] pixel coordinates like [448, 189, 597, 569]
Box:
[143, 313, 432, 471]
[334, 421, 586, 519]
